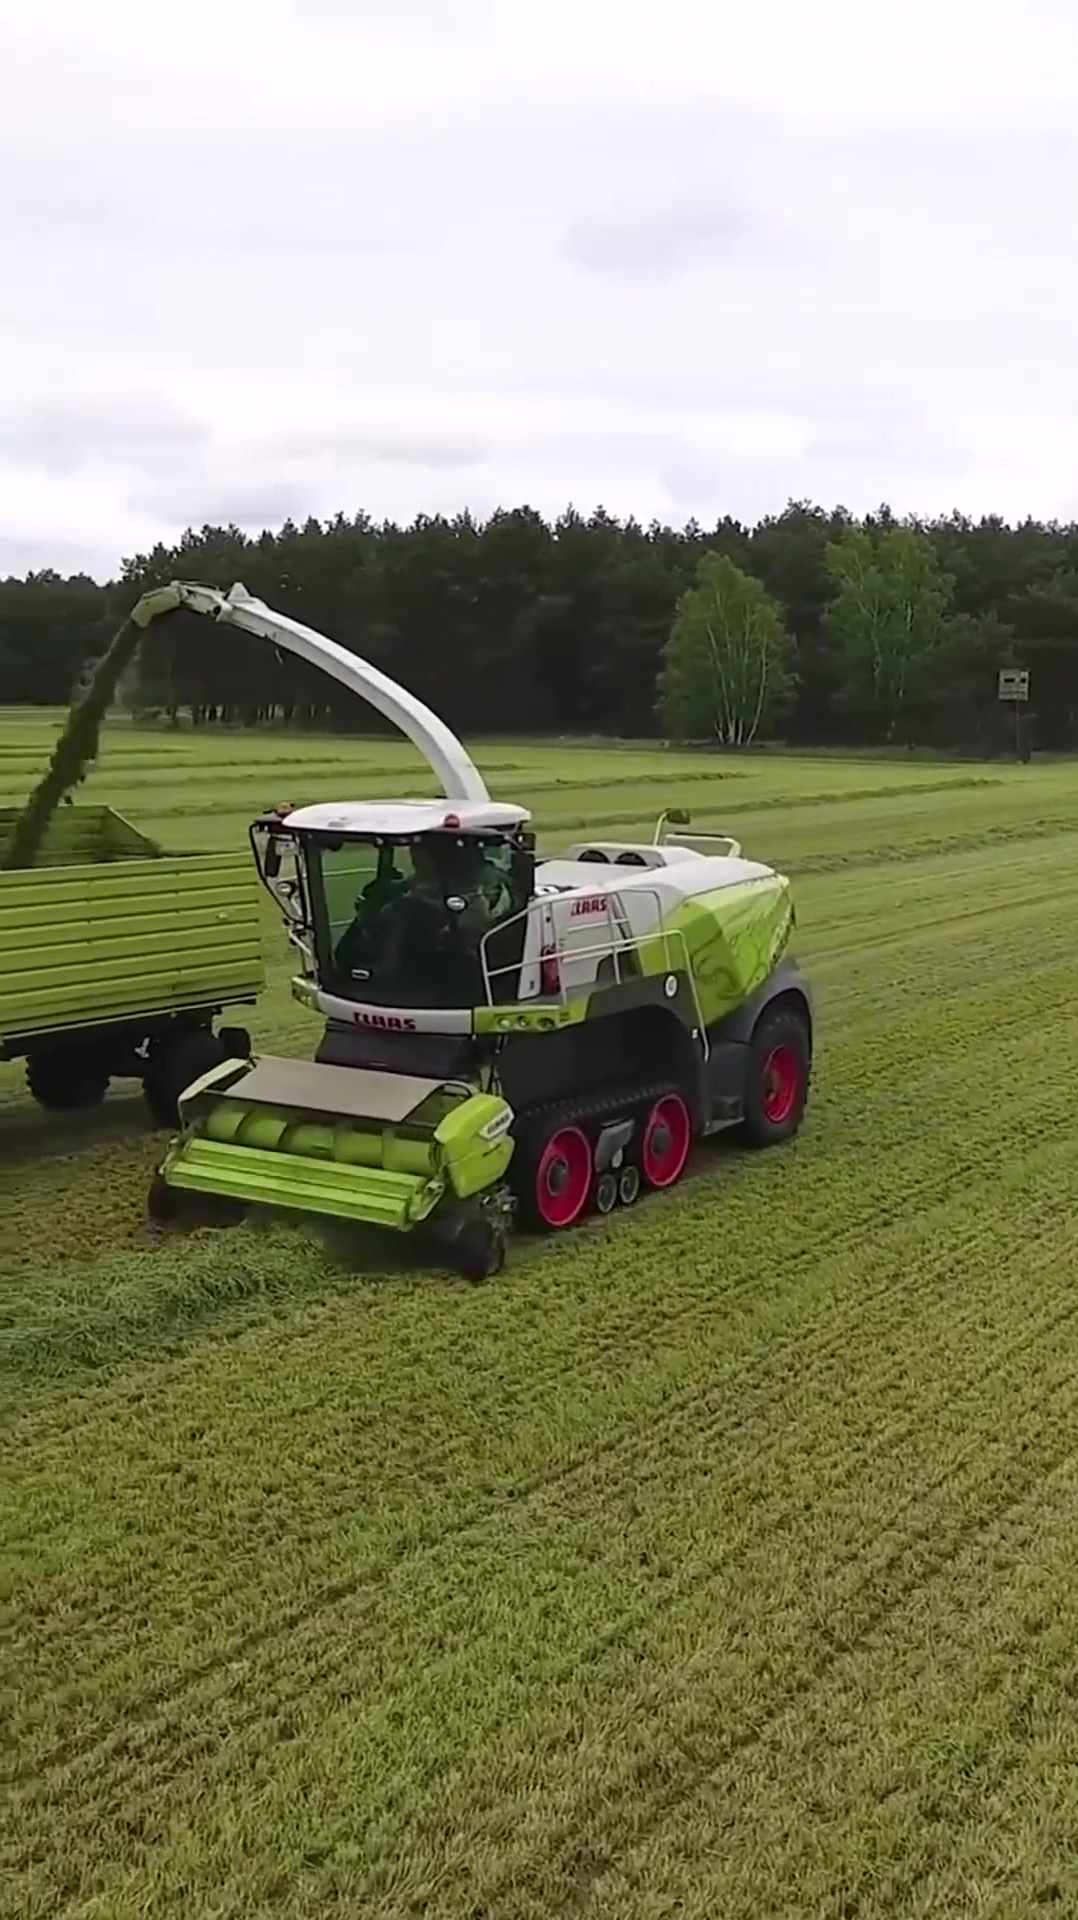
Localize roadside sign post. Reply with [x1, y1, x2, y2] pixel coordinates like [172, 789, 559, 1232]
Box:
[998, 668, 1030, 760]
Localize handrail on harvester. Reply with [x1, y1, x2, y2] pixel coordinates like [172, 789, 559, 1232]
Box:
[130, 579, 491, 805]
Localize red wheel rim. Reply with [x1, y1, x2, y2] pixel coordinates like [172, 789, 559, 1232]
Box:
[535, 1126, 593, 1228]
[762, 1045, 800, 1125]
[641, 1094, 692, 1189]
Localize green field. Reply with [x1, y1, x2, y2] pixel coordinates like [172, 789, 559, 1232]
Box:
[6, 714, 1078, 1918]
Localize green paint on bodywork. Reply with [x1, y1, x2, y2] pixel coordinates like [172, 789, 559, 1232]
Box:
[162, 1131, 440, 1229]
[471, 879, 794, 1038]
[163, 1068, 515, 1232]
[0, 808, 263, 1046]
[636, 874, 794, 1026]
[434, 1091, 515, 1200]
[473, 998, 587, 1036]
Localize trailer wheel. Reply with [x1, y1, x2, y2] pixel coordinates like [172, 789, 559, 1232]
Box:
[216, 1025, 252, 1060]
[740, 1005, 811, 1148]
[143, 1027, 228, 1129]
[26, 1046, 110, 1112]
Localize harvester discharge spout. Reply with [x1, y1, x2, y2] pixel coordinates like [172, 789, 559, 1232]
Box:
[131, 580, 491, 805]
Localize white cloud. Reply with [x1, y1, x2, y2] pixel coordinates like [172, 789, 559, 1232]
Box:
[1, 0, 1077, 578]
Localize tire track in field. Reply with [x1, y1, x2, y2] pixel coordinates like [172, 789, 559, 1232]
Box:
[111, 1205, 1078, 1781]
[821, 1631, 1077, 1920]
[563, 1459, 1078, 1920]
[17, 1237, 1078, 1918]
[11, 1190, 1076, 1833]
[0, 1097, 152, 1170]
[476, 1385, 1078, 1919]
[7, 1249, 1073, 1919]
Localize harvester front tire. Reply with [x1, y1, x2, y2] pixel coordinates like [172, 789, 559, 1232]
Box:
[455, 1216, 507, 1283]
[740, 1006, 811, 1148]
[147, 1172, 179, 1226]
[143, 1027, 228, 1129]
[146, 1173, 244, 1234]
[26, 1047, 109, 1112]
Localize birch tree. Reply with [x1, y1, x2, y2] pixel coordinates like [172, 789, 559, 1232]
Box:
[656, 553, 796, 745]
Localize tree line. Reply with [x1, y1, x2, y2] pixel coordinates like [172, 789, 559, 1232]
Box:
[3, 500, 1077, 750]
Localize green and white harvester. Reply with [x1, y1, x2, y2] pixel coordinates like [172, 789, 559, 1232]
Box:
[130, 582, 813, 1278]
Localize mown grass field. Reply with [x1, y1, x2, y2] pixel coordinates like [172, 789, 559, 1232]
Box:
[5, 710, 1078, 1918]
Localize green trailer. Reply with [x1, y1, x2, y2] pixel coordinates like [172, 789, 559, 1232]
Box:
[0, 804, 263, 1124]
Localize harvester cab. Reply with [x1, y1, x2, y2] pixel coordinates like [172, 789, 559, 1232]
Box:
[251, 797, 537, 1019]
[133, 581, 814, 1279]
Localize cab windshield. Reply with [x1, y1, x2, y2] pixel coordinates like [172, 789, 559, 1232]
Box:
[313, 831, 532, 1008]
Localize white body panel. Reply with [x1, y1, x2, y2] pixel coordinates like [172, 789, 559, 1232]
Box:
[510, 850, 782, 1001]
[284, 798, 530, 836]
[313, 988, 474, 1035]
[534, 851, 774, 908]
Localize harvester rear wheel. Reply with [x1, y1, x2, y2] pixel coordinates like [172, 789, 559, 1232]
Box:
[639, 1091, 693, 1190]
[740, 1005, 811, 1148]
[513, 1117, 594, 1233]
[143, 1026, 229, 1129]
[26, 1046, 109, 1112]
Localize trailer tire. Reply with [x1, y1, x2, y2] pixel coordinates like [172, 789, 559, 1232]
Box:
[740, 1005, 811, 1148]
[26, 1046, 110, 1112]
[216, 1025, 252, 1060]
[143, 1027, 228, 1129]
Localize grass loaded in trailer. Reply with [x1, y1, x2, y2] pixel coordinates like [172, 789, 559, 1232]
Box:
[0, 802, 263, 1123]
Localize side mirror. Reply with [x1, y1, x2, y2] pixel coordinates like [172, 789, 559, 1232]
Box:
[666, 807, 691, 826]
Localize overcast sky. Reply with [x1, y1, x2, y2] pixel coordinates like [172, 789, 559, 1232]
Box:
[2, 0, 1077, 579]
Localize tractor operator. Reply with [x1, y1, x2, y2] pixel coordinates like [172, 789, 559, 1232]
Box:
[333, 834, 515, 996]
